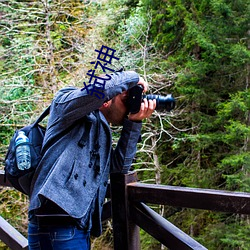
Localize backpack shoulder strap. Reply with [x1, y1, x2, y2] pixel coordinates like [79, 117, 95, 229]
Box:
[33, 105, 51, 126]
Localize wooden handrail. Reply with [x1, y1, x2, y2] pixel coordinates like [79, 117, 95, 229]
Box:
[0, 216, 28, 250]
[109, 172, 250, 250]
[130, 202, 207, 250]
[1, 170, 250, 249]
[127, 182, 250, 214]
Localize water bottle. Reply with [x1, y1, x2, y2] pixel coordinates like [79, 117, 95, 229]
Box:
[15, 131, 31, 170]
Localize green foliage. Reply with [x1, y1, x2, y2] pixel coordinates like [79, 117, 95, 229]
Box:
[197, 215, 250, 250]
[0, 1, 99, 249]
[0, 188, 29, 238]
[102, 0, 250, 249]
[1, 0, 250, 249]
[140, 229, 159, 249]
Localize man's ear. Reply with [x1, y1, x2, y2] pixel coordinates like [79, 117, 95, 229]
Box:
[99, 101, 111, 118]
[100, 101, 110, 110]
[102, 101, 109, 108]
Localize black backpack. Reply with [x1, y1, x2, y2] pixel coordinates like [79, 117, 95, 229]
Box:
[4, 106, 50, 195]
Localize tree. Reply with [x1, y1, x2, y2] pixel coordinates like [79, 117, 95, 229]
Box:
[103, 0, 250, 249]
[0, 0, 95, 242]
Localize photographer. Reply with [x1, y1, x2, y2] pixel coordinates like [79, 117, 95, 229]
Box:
[28, 71, 156, 250]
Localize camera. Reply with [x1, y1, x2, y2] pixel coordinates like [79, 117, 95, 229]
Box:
[127, 85, 175, 114]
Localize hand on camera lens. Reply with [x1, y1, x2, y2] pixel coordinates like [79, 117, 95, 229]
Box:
[128, 98, 156, 122]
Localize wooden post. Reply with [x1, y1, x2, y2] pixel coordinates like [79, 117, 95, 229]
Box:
[110, 171, 140, 250]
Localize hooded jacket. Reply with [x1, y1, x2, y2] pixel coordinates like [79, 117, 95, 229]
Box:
[29, 71, 142, 236]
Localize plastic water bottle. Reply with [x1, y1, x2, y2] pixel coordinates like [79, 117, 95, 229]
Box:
[15, 131, 31, 170]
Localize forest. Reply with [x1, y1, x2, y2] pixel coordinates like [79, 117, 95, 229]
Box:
[0, 0, 249, 249]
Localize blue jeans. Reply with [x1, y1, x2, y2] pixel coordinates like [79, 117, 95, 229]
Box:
[28, 223, 90, 250]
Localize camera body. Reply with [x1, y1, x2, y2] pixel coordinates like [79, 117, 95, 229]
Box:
[127, 85, 175, 114]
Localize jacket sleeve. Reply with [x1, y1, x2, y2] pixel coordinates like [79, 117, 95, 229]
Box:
[111, 118, 142, 174]
[46, 71, 139, 135]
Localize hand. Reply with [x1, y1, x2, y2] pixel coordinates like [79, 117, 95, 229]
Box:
[128, 98, 156, 122]
[138, 77, 148, 93]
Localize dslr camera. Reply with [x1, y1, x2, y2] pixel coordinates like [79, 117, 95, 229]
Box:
[127, 85, 175, 114]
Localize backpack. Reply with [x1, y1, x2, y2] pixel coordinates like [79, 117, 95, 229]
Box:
[4, 106, 50, 195]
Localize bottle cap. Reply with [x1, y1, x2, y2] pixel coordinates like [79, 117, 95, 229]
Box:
[15, 131, 29, 145]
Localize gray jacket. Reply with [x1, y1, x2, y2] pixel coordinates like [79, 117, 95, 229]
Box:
[29, 71, 142, 236]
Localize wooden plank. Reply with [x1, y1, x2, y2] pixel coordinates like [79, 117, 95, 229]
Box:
[110, 172, 140, 250]
[0, 216, 28, 250]
[0, 170, 12, 187]
[130, 202, 207, 250]
[128, 183, 250, 214]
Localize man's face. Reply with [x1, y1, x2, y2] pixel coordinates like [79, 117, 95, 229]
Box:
[102, 91, 129, 126]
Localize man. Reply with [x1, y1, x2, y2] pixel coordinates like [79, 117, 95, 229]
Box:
[28, 71, 156, 249]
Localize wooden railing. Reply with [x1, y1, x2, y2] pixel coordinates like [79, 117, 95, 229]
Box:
[1, 170, 250, 250]
[0, 170, 29, 250]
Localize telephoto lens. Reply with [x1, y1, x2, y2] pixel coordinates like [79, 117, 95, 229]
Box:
[143, 94, 175, 112]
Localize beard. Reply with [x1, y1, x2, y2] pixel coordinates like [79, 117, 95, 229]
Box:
[107, 97, 128, 126]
